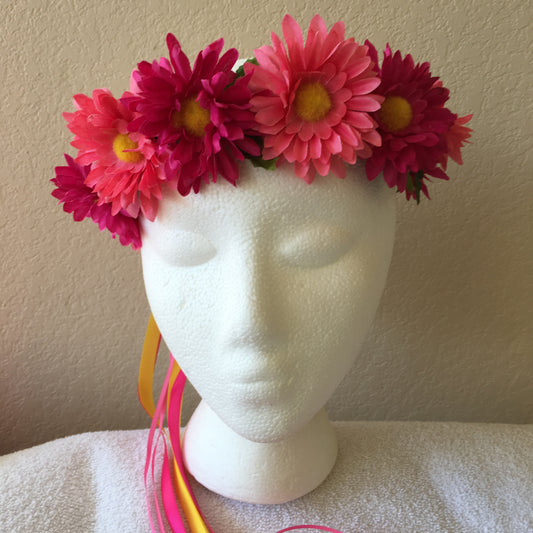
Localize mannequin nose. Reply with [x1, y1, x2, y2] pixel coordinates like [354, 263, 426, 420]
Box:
[219, 252, 285, 350]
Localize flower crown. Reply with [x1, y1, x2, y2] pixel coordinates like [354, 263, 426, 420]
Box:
[52, 14, 472, 250]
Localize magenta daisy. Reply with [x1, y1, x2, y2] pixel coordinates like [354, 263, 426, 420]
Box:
[364, 42, 457, 201]
[124, 34, 259, 196]
[245, 14, 382, 183]
[64, 89, 166, 221]
[51, 154, 141, 250]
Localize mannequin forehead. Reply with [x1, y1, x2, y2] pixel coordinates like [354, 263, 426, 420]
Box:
[149, 162, 386, 238]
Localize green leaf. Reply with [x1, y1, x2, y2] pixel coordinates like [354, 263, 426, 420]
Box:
[405, 171, 425, 204]
[406, 173, 414, 194]
[248, 155, 278, 171]
[414, 171, 424, 204]
[235, 57, 259, 78]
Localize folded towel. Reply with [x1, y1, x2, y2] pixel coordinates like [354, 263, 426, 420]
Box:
[1, 422, 531, 532]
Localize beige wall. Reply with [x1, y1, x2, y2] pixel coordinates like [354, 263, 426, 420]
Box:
[1, 0, 531, 454]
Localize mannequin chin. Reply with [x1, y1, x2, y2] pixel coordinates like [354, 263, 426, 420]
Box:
[141, 160, 396, 502]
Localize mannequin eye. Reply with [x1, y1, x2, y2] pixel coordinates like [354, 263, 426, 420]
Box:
[278, 226, 354, 268]
[156, 230, 216, 267]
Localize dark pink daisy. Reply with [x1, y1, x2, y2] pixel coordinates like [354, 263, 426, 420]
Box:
[124, 35, 259, 196]
[64, 89, 166, 221]
[365, 42, 456, 201]
[51, 154, 141, 250]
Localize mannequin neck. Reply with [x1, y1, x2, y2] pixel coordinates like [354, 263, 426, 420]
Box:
[182, 400, 338, 504]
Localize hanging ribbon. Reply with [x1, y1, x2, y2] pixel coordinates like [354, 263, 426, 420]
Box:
[138, 314, 343, 533]
[138, 314, 212, 533]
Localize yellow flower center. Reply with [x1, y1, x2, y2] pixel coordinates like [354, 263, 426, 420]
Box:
[112, 133, 143, 163]
[294, 82, 332, 122]
[379, 96, 413, 132]
[171, 97, 211, 137]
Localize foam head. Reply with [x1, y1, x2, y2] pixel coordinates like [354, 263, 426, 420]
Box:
[141, 161, 396, 442]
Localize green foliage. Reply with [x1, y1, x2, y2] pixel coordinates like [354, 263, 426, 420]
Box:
[405, 170, 425, 204]
[248, 155, 278, 171]
[235, 57, 259, 78]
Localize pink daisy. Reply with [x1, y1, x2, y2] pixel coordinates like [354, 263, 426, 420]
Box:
[51, 154, 141, 250]
[124, 34, 259, 196]
[245, 14, 383, 183]
[64, 89, 166, 221]
[441, 114, 473, 169]
[364, 42, 456, 201]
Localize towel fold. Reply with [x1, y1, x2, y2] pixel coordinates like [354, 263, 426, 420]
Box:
[1, 422, 531, 532]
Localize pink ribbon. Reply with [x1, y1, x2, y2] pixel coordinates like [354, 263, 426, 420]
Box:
[144, 357, 176, 531]
[276, 527, 344, 532]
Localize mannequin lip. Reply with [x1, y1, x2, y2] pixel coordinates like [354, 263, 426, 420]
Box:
[227, 352, 289, 385]
[229, 365, 292, 398]
[230, 378, 292, 404]
[228, 356, 287, 386]
[232, 371, 286, 385]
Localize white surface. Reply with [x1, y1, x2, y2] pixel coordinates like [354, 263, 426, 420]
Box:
[1, 423, 532, 533]
[1, 0, 532, 455]
[141, 161, 395, 502]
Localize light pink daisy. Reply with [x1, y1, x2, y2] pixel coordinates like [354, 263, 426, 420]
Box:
[245, 14, 382, 183]
[441, 114, 473, 169]
[64, 89, 166, 221]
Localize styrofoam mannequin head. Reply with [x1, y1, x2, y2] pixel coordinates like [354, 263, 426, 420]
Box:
[141, 160, 395, 443]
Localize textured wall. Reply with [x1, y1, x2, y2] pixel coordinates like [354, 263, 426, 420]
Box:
[1, 0, 531, 454]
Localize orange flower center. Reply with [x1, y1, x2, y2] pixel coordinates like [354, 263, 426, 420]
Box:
[379, 96, 413, 132]
[171, 97, 211, 137]
[294, 82, 332, 122]
[112, 133, 143, 163]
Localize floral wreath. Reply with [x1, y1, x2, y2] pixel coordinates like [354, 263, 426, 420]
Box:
[52, 13, 472, 254]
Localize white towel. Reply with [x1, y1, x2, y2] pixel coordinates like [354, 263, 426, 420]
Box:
[1, 422, 531, 532]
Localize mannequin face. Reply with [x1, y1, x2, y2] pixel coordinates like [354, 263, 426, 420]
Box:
[141, 161, 395, 443]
